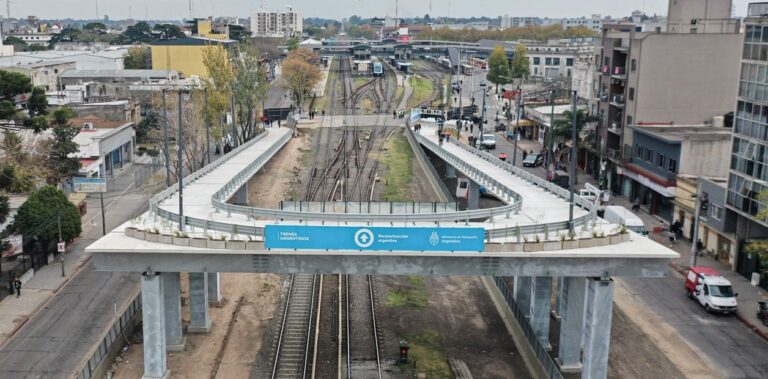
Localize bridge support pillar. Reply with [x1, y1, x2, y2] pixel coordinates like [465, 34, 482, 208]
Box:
[467, 180, 480, 210]
[141, 272, 170, 379]
[554, 276, 564, 319]
[208, 272, 222, 306]
[530, 276, 552, 350]
[233, 182, 248, 206]
[582, 277, 614, 379]
[556, 277, 586, 372]
[445, 165, 456, 179]
[188, 273, 212, 333]
[162, 272, 185, 351]
[512, 276, 531, 318]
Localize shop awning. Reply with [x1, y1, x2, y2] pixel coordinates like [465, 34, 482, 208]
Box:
[511, 119, 535, 127]
[622, 163, 676, 197]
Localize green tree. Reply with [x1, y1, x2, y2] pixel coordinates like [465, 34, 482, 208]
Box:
[510, 43, 531, 80]
[153, 23, 185, 39]
[228, 25, 250, 41]
[287, 36, 299, 51]
[3, 36, 27, 50]
[15, 185, 82, 243]
[48, 27, 82, 47]
[551, 109, 599, 145]
[201, 45, 234, 139]
[28, 87, 49, 116]
[137, 110, 161, 142]
[119, 21, 155, 44]
[486, 45, 510, 92]
[0, 101, 17, 120]
[0, 71, 32, 100]
[28, 44, 48, 51]
[282, 49, 321, 113]
[233, 46, 270, 143]
[44, 108, 81, 184]
[0, 194, 8, 225]
[124, 46, 149, 69]
[83, 22, 108, 34]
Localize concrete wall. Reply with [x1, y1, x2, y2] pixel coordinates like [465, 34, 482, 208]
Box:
[4, 62, 77, 90]
[679, 137, 732, 177]
[667, 0, 732, 24]
[633, 33, 741, 126]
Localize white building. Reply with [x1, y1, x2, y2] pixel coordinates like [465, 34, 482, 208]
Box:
[543, 15, 604, 32]
[571, 53, 597, 113]
[250, 6, 303, 37]
[5, 32, 53, 46]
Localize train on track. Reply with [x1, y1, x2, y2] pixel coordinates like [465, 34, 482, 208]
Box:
[372, 61, 383, 76]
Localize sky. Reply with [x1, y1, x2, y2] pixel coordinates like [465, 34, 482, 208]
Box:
[6, 0, 754, 21]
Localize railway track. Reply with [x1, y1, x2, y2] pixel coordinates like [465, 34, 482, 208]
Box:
[271, 275, 318, 379]
[343, 274, 382, 378]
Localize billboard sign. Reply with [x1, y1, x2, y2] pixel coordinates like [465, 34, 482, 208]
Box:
[73, 177, 107, 193]
[265, 225, 485, 252]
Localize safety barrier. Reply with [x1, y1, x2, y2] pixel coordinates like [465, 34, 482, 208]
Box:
[76, 294, 141, 379]
[404, 118, 454, 200]
[494, 277, 565, 379]
[279, 201, 459, 214]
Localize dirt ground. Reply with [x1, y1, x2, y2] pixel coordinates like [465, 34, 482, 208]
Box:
[110, 273, 281, 379]
[376, 275, 530, 379]
[247, 127, 312, 206]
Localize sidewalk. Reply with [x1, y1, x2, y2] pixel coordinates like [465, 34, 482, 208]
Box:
[507, 136, 768, 339]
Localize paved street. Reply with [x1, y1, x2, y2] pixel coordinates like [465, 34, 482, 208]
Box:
[0, 164, 155, 377]
[489, 132, 768, 378]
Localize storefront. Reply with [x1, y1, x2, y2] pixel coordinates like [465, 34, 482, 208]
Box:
[622, 163, 676, 221]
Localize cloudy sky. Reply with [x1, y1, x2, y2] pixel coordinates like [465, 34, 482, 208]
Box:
[8, 0, 753, 21]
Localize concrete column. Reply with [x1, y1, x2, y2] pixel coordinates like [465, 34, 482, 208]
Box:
[208, 272, 222, 306]
[445, 165, 457, 179]
[188, 272, 212, 333]
[141, 272, 169, 379]
[529, 276, 552, 350]
[233, 182, 248, 205]
[557, 277, 587, 372]
[554, 276, 564, 319]
[467, 180, 480, 210]
[582, 278, 614, 379]
[162, 272, 184, 351]
[513, 276, 532, 317]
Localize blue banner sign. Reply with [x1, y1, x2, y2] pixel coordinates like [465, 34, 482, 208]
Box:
[265, 225, 485, 252]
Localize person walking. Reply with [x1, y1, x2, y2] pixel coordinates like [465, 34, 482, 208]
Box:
[13, 278, 21, 298]
[523, 150, 528, 161]
[632, 197, 641, 212]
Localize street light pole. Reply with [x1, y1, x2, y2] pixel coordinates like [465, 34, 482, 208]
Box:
[162, 89, 170, 188]
[177, 90, 185, 232]
[57, 203, 64, 277]
[513, 84, 522, 166]
[690, 180, 704, 267]
[546, 89, 556, 176]
[479, 87, 487, 148]
[568, 91, 578, 233]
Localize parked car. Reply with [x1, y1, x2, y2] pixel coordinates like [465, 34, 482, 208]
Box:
[480, 134, 496, 149]
[522, 153, 543, 167]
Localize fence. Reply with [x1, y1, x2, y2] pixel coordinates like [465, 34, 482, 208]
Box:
[494, 277, 564, 379]
[76, 294, 141, 379]
[279, 201, 459, 214]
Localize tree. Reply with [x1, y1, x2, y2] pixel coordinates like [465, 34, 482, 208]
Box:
[119, 21, 155, 44]
[137, 110, 161, 143]
[228, 25, 250, 41]
[28, 87, 48, 117]
[232, 46, 270, 144]
[282, 49, 321, 113]
[551, 109, 599, 147]
[28, 44, 48, 51]
[486, 45, 510, 92]
[48, 27, 82, 47]
[83, 22, 108, 34]
[0, 195, 8, 225]
[287, 36, 299, 51]
[15, 185, 82, 244]
[0, 71, 32, 100]
[44, 108, 81, 184]
[3, 36, 27, 50]
[153, 23, 185, 40]
[201, 45, 234, 141]
[124, 46, 150, 69]
[510, 43, 531, 80]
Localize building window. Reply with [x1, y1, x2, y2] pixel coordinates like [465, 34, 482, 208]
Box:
[628, 87, 635, 101]
[668, 158, 677, 173]
[656, 153, 665, 169]
[709, 204, 722, 220]
[566, 58, 574, 66]
[631, 59, 637, 71]
[635, 145, 643, 159]
[533, 57, 540, 65]
[553, 58, 561, 66]
[627, 115, 633, 126]
[545, 57, 552, 65]
[644, 148, 652, 162]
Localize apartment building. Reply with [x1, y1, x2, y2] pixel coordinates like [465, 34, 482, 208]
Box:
[725, 2, 768, 286]
[591, 0, 741, 219]
[250, 6, 303, 37]
[500, 16, 542, 29]
[542, 15, 604, 32]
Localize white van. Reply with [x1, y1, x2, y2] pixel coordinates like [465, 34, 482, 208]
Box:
[603, 205, 647, 235]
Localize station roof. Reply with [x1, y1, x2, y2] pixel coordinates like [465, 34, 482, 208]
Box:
[151, 36, 236, 46]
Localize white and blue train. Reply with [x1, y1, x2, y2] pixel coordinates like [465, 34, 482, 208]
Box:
[373, 62, 383, 76]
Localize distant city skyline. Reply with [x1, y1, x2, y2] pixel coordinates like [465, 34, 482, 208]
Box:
[3, 0, 752, 21]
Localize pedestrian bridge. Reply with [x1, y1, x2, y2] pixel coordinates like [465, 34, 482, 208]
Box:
[85, 119, 678, 379]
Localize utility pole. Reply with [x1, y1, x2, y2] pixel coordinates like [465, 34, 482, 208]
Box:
[690, 180, 706, 267]
[546, 89, 556, 178]
[568, 91, 578, 233]
[95, 0, 99, 19]
[204, 88, 211, 164]
[231, 88, 238, 148]
[162, 89, 170, 187]
[177, 90, 185, 232]
[57, 204, 64, 277]
[188, 0, 193, 20]
[513, 84, 522, 166]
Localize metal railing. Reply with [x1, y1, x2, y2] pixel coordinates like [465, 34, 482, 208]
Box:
[404, 121, 453, 200]
[76, 294, 142, 379]
[494, 277, 564, 379]
[279, 201, 459, 214]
